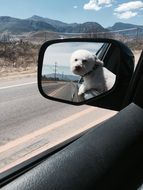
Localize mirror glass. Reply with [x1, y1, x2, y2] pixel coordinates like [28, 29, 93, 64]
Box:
[41, 42, 118, 102]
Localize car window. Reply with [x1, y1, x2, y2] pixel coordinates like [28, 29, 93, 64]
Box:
[96, 43, 111, 60]
[0, 0, 143, 175]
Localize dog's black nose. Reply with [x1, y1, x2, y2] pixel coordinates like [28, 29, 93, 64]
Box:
[75, 65, 82, 71]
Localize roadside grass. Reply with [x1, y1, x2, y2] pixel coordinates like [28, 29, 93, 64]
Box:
[0, 39, 142, 78]
[0, 42, 39, 77]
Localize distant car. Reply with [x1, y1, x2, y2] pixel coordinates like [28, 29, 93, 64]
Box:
[1, 38, 143, 190]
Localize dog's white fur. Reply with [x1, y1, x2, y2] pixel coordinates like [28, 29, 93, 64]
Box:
[70, 49, 116, 97]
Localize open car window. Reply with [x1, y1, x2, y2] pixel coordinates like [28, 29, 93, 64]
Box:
[0, 0, 143, 186]
[96, 43, 111, 61]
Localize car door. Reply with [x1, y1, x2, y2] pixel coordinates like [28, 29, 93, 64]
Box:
[1, 42, 143, 190]
[2, 65, 143, 190]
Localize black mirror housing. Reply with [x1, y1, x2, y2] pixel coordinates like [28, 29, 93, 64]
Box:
[38, 38, 134, 111]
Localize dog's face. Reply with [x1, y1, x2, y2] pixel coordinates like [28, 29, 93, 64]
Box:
[70, 49, 103, 76]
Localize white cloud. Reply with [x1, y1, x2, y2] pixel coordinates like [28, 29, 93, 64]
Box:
[98, 0, 113, 6]
[114, 11, 138, 19]
[83, 0, 114, 11]
[114, 1, 143, 20]
[115, 1, 143, 13]
[84, 0, 101, 11]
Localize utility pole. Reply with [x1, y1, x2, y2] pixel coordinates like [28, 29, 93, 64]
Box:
[62, 72, 64, 80]
[44, 32, 47, 42]
[54, 62, 58, 81]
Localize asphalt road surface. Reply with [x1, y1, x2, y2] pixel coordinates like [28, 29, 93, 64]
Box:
[42, 81, 67, 95]
[42, 81, 83, 102]
[0, 74, 117, 172]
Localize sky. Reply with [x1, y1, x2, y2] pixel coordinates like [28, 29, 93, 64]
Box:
[0, 0, 143, 27]
[43, 42, 103, 67]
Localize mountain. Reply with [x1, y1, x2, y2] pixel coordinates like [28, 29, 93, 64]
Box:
[0, 16, 142, 37]
[0, 15, 106, 34]
[108, 22, 143, 31]
[0, 16, 56, 34]
[108, 22, 143, 38]
[28, 15, 106, 33]
[29, 15, 69, 29]
[60, 22, 107, 33]
[46, 73, 80, 82]
[29, 15, 106, 33]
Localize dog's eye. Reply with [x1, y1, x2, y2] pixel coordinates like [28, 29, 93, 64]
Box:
[75, 59, 78, 61]
[82, 59, 87, 63]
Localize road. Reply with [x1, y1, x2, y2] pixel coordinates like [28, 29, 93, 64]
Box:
[42, 81, 83, 102]
[42, 81, 67, 95]
[0, 74, 117, 172]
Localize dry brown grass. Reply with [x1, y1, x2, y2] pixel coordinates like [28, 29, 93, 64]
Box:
[0, 42, 39, 77]
[0, 39, 142, 78]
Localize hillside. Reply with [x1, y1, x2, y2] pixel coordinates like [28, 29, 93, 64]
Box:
[0, 16, 142, 38]
[108, 22, 143, 31]
[0, 16, 56, 34]
[28, 15, 69, 29]
[108, 22, 143, 36]
[0, 16, 106, 34]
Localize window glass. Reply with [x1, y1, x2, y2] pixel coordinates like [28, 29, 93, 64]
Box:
[0, 0, 142, 174]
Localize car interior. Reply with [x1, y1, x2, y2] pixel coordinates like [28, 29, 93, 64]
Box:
[1, 40, 143, 190]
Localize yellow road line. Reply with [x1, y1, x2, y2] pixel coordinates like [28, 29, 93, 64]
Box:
[0, 111, 116, 173]
[0, 107, 97, 154]
[49, 85, 66, 96]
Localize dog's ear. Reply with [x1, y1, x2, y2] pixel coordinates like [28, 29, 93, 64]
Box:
[94, 55, 104, 66]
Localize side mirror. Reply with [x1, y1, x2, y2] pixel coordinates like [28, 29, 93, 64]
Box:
[38, 38, 134, 111]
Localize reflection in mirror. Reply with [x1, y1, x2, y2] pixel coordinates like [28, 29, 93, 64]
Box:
[41, 42, 117, 102]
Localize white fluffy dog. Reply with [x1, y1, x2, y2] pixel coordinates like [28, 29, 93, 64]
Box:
[70, 49, 116, 97]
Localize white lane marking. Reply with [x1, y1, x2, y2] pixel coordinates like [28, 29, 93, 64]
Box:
[0, 81, 36, 90]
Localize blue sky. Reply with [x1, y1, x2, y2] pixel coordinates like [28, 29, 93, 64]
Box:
[0, 0, 143, 27]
